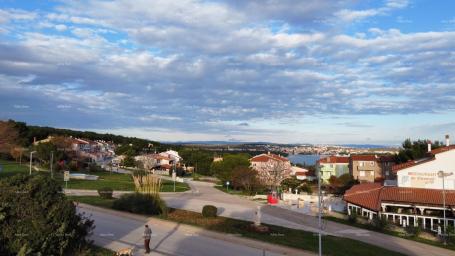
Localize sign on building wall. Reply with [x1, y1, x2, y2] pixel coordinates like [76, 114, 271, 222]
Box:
[399, 171, 455, 190]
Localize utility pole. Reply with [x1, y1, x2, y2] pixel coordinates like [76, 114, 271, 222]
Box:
[50, 151, 54, 179]
[318, 167, 322, 256]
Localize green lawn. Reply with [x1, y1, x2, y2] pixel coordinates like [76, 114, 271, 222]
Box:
[71, 195, 405, 256]
[86, 244, 114, 256]
[68, 195, 115, 208]
[0, 160, 30, 178]
[161, 180, 190, 192]
[1, 160, 190, 192]
[56, 171, 135, 191]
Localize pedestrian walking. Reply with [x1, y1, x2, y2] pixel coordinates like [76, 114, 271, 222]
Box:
[144, 224, 152, 254]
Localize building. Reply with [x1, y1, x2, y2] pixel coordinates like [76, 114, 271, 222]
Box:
[250, 152, 292, 187]
[344, 183, 455, 231]
[159, 150, 182, 165]
[317, 156, 350, 183]
[344, 137, 455, 232]
[350, 155, 395, 183]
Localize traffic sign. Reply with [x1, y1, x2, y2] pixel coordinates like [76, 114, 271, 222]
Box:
[64, 171, 70, 181]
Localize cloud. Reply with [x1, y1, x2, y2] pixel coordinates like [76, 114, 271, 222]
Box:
[0, 1, 454, 143]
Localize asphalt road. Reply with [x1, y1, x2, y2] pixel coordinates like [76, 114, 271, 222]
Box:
[78, 204, 310, 256]
[160, 180, 455, 256]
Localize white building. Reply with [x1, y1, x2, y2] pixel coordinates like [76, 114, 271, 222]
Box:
[395, 144, 455, 190]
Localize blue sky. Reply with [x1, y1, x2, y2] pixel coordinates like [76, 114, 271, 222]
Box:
[0, 0, 454, 145]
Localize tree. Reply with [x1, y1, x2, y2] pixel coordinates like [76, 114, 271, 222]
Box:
[231, 167, 258, 193]
[179, 148, 213, 175]
[281, 177, 304, 192]
[9, 147, 23, 163]
[396, 139, 443, 163]
[211, 154, 250, 183]
[122, 155, 136, 167]
[327, 173, 358, 195]
[0, 174, 94, 255]
[256, 160, 291, 189]
[0, 121, 19, 154]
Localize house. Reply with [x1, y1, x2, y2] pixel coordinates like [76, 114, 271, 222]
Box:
[317, 156, 350, 183]
[159, 150, 182, 165]
[393, 140, 455, 190]
[350, 155, 395, 183]
[344, 136, 455, 232]
[290, 166, 315, 181]
[250, 152, 292, 187]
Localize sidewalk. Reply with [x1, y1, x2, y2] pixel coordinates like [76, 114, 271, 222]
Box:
[78, 203, 315, 256]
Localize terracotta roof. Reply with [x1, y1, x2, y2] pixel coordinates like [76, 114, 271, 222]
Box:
[344, 184, 455, 211]
[430, 145, 455, 155]
[295, 172, 308, 176]
[250, 153, 289, 163]
[351, 155, 378, 161]
[318, 156, 349, 164]
[344, 183, 383, 211]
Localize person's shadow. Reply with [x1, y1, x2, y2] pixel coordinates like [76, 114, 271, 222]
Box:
[153, 223, 181, 251]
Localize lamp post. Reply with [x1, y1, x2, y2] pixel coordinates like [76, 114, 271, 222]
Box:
[29, 151, 36, 175]
[438, 170, 453, 245]
[318, 167, 322, 256]
[50, 151, 54, 179]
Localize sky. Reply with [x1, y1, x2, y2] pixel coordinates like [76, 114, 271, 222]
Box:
[0, 0, 454, 145]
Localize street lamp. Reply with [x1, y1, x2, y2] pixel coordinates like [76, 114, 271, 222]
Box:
[438, 170, 453, 245]
[318, 167, 323, 256]
[29, 151, 36, 175]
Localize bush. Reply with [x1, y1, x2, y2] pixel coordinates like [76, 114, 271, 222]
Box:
[370, 216, 389, 231]
[0, 174, 94, 255]
[348, 212, 358, 224]
[202, 205, 217, 218]
[405, 225, 422, 238]
[97, 187, 113, 199]
[112, 193, 167, 215]
[300, 183, 313, 194]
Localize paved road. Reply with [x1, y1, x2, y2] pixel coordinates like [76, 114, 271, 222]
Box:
[78, 203, 312, 256]
[161, 180, 455, 256]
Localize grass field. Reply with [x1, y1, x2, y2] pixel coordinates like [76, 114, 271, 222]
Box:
[0, 160, 30, 178]
[71, 195, 406, 256]
[0, 160, 190, 192]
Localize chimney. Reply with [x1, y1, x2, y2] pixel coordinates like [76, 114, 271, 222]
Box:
[427, 140, 432, 152]
[446, 135, 450, 147]
[267, 151, 270, 155]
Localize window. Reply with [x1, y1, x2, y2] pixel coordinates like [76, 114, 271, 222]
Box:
[360, 171, 365, 177]
[359, 161, 364, 167]
[370, 161, 375, 166]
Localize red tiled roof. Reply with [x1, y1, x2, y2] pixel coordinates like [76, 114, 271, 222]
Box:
[430, 145, 455, 155]
[344, 183, 383, 211]
[318, 156, 349, 164]
[295, 172, 307, 176]
[250, 153, 289, 163]
[351, 155, 378, 161]
[344, 184, 455, 211]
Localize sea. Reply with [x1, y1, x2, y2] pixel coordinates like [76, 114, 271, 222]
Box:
[287, 154, 322, 166]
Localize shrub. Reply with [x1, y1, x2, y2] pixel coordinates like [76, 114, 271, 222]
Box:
[405, 225, 422, 238]
[0, 174, 93, 255]
[112, 193, 167, 215]
[370, 216, 389, 231]
[97, 187, 113, 199]
[348, 212, 358, 224]
[300, 183, 313, 194]
[202, 205, 217, 218]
